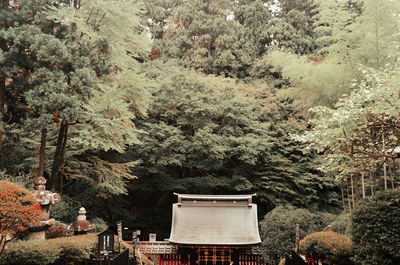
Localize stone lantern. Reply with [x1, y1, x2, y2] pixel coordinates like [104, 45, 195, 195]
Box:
[67, 207, 96, 235]
[28, 176, 60, 240]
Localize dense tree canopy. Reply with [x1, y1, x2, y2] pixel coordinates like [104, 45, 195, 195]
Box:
[0, 1, 399, 264]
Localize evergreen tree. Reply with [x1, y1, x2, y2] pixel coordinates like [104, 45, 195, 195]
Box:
[127, 69, 272, 234]
[46, 0, 151, 196]
[234, 0, 272, 78]
[266, 0, 318, 54]
[1, 0, 95, 180]
[243, 81, 340, 212]
[145, 0, 240, 76]
[1, 0, 151, 202]
[314, 0, 399, 68]
[125, 65, 340, 235]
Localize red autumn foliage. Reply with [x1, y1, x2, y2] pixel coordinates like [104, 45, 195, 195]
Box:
[46, 222, 69, 239]
[0, 180, 41, 257]
[52, 111, 60, 121]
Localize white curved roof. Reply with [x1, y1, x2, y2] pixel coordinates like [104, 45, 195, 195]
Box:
[168, 194, 261, 245]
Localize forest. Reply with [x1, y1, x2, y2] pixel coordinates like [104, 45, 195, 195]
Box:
[1, 0, 400, 264]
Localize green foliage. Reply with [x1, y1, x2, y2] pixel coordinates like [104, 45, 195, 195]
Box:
[243, 81, 340, 212]
[252, 51, 357, 108]
[351, 189, 400, 265]
[133, 70, 271, 192]
[233, 0, 272, 77]
[146, 0, 240, 76]
[298, 57, 400, 187]
[51, 0, 151, 115]
[259, 206, 335, 265]
[329, 213, 352, 236]
[128, 69, 272, 233]
[299, 231, 353, 265]
[0, 234, 97, 265]
[65, 157, 138, 199]
[266, 0, 317, 54]
[0, 171, 33, 190]
[49, 194, 80, 224]
[91, 217, 108, 233]
[314, 0, 400, 68]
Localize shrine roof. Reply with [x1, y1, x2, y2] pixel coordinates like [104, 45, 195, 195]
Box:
[168, 193, 261, 245]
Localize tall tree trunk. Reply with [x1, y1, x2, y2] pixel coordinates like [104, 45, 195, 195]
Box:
[375, 4, 380, 68]
[388, 162, 395, 189]
[346, 185, 352, 213]
[58, 122, 68, 195]
[355, 175, 359, 208]
[0, 76, 4, 153]
[39, 128, 47, 178]
[371, 173, 376, 196]
[340, 182, 346, 212]
[361, 172, 365, 199]
[382, 127, 387, 190]
[350, 175, 355, 209]
[0, 0, 9, 153]
[50, 120, 69, 193]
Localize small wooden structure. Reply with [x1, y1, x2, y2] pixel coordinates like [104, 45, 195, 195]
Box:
[135, 193, 261, 265]
[98, 229, 115, 256]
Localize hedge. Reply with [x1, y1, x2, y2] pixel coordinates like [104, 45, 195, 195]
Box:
[1, 233, 154, 265]
[1, 234, 97, 265]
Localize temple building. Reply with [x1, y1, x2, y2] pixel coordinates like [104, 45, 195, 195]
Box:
[136, 193, 261, 265]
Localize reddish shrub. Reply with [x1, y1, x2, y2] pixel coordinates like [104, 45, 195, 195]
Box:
[46, 221, 70, 239]
[299, 231, 353, 265]
[0, 180, 41, 257]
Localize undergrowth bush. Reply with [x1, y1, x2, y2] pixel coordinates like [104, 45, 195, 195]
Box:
[352, 189, 400, 265]
[260, 206, 334, 265]
[46, 221, 71, 239]
[1, 234, 97, 265]
[329, 213, 351, 236]
[299, 231, 353, 265]
[2, 233, 154, 265]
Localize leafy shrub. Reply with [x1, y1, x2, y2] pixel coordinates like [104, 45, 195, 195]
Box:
[299, 231, 353, 265]
[0, 171, 34, 190]
[1, 239, 62, 265]
[1, 234, 97, 265]
[92, 217, 108, 232]
[49, 195, 80, 224]
[55, 235, 97, 265]
[329, 213, 351, 236]
[46, 221, 71, 239]
[0, 180, 41, 257]
[351, 188, 400, 265]
[260, 206, 333, 265]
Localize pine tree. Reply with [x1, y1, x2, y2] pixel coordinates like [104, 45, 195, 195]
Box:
[46, 0, 151, 193]
[145, 0, 240, 76]
[1, 0, 151, 198]
[233, 0, 272, 78]
[266, 0, 318, 54]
